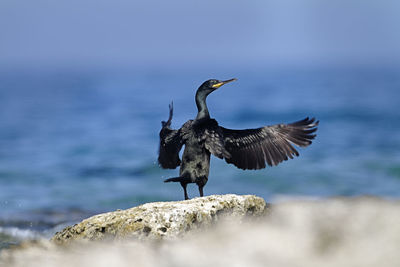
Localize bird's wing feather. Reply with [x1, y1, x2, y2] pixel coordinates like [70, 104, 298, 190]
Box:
[158, 102, 183, 169]
[201, 119, 231, 159]
[219, 117, 319, 170]
[158, 127, 183, 169]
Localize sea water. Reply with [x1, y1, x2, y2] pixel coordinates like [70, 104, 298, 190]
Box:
[0, 67, 400, 247]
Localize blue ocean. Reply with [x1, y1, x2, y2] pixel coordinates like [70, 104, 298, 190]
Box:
[1, 67, 400, 247]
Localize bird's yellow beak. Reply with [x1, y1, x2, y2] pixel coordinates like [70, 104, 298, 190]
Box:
[211, 78, 237, 89]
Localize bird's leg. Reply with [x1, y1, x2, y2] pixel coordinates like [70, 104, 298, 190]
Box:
[181, 183, 189, 200]
[196, 177, 207, 198]
[198, 185, 204, 197]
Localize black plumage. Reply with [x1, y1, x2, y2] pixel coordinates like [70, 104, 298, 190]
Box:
[159, 79, 318, 200]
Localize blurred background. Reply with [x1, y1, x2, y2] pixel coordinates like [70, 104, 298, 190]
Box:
[0, 0, 399, 246]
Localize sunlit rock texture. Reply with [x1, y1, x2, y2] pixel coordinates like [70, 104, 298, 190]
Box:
[51, 194, 267, 244]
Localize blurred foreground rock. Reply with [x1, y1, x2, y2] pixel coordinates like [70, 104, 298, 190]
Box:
[51, 194, 267, 244]
[2, 197, 400, 267]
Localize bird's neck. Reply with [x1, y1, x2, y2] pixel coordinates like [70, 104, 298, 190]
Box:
[195, 91, 210, 121]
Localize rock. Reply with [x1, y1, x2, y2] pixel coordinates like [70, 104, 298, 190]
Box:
[51, 194, 268, 244]
[5, 197, 400, 267]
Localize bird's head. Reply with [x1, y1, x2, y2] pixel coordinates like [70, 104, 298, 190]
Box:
[197, 78, 237, 96]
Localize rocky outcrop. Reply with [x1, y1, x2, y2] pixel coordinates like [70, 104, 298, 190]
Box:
[51, 194, 268, 244]
[4, 197, 400, 267]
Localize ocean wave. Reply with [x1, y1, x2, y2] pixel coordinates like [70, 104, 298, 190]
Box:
[0, 227, 42, 241]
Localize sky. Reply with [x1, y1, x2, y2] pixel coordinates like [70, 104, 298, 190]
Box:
[0, 0, 399, 70]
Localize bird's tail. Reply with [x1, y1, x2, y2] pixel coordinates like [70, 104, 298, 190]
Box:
[164, 176, 190, 183]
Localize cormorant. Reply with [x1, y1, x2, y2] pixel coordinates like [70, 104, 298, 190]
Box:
[158, 78, 318, 200]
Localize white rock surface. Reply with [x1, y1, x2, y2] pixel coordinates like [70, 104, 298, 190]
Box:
[51, 194, 267, 244]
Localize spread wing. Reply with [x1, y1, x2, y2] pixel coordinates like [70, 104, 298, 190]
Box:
[158, 103, 183, 169]
[214, 117, 318, 170]
[203, 120, 232, 160]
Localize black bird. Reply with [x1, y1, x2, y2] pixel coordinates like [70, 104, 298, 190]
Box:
[158, 79, 318, 200]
